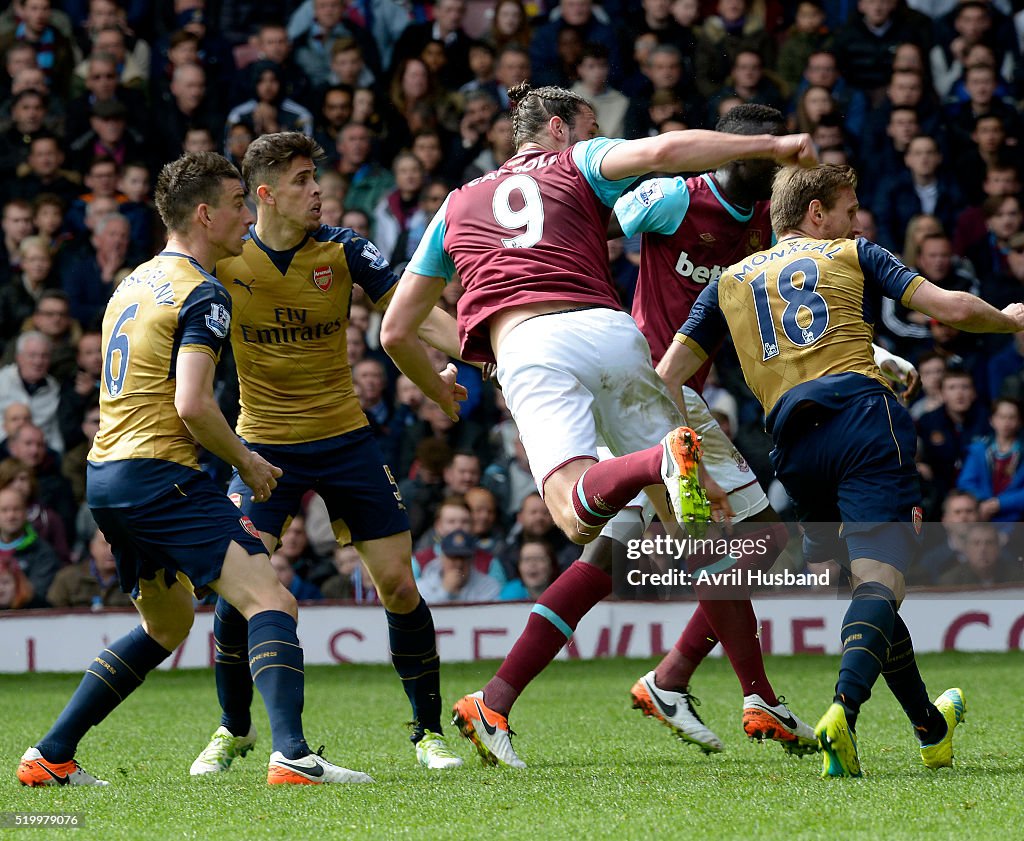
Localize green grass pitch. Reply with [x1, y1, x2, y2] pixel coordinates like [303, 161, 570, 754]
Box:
[3, 652, 1023, 840]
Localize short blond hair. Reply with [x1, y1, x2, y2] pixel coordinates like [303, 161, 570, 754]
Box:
[17, 235, 51, 258]
[770, 164, 858, 235]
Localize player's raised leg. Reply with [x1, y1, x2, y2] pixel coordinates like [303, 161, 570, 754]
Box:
[490, 309, 696, 547]
[540, 445, 666, 545]
[547, 424, 710, 543]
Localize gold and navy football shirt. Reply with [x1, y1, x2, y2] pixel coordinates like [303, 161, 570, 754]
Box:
[219, 225, 398, 445]
[87, 251, 232, 507]
[678, 237, 924, 437]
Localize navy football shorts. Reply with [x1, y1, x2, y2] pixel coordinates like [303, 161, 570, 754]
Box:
[227, 425, 409, 544]
[770, 390, 922, 573]
[92, 469, 268, 598]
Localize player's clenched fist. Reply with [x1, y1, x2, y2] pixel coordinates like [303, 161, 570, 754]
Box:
[1002, 302, 1024, 330]
[240, 451, 283, 502]
[772, 134, 818, 168]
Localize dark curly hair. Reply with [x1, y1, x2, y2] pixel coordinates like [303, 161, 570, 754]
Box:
[715, 103, 785, 135]
[507, 82, 593, 148]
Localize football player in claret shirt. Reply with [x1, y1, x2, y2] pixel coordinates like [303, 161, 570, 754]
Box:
[18, 152, 372, 787]
[663, 164, 1024, 777]
[442, 104, 818, 762]
[599, 103, 817, 754]
[190, 132, 466, 773]
[380, 81, 817, 767]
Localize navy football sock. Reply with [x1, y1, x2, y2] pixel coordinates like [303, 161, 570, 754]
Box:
[834, 582, 897, 730]
[213, 597, 253, 736]
[248, 610, 309, 759]
[37, 625, 171, 763]
[386, 598, 442, 740]
[882, 613, 945, 743]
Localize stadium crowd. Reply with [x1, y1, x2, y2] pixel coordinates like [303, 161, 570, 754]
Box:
[0, 0, 1022, 611]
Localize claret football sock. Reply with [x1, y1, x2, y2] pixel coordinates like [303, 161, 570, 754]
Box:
[213, 597, 254, 737]
[700, 599, 777, 705]
[834, 582, 897, 730]
[248, 610, 309, 759]
[665, 520, 786, 701]
[656, 606, 718, 692]
[570, 446, 662, 528]
[489, 561, 613, 716]
[386, 598, 442, 740]
[36, 625, 171, 763]
[481, 675, 519, 716]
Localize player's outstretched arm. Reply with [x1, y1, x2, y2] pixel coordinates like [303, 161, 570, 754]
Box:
[908, 281, 1024, 333]
[599, 131, 817, 182]
[381, 270, 467, 420]
[175, 350, 282, 502]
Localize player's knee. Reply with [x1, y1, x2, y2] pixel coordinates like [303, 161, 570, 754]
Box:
[144, 610, 193, 651]
[370, 561, 413, 602]
[564, 524, 597, 546]
[550, 506, 599, 545]
[252, 581, 297, 618]
[232, 579, 297, 619]
[376, 570, 419, 611]
[274, 587, 298, 619]
[543, 496, 585, 544]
